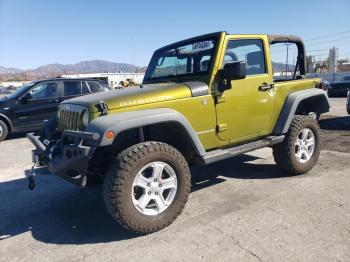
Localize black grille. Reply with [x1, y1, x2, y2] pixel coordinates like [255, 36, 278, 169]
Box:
[58, 105, 85, 131]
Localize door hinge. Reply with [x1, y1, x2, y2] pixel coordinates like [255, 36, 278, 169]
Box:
[216, 124, 228, 133]
[216, 95, 226, 104]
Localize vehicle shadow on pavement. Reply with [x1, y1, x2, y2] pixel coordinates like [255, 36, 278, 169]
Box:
[0, 154, 292, 245]
[192, 154, 294, 191]
[319, 116, 350, 153]
[0, 175, 138, 245]
[6, 132, 27, 141]
[319, 116, 350, 131]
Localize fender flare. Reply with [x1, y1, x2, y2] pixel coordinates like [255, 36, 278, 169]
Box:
[273, 88, 330, 134]
[85, 108, 206, 156]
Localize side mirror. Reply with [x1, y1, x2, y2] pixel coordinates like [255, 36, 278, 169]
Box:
[223, 61, 246, 81]
[217, 61, 246, 93]
[20, 92, 32, 103]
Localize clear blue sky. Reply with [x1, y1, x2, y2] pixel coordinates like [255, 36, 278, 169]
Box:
[0, 0, 349, 69]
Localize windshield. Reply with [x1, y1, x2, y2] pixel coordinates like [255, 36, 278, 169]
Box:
[99, 81, 111, 90]
[7, 82, 36, 99]
[144, 38, 217, 83]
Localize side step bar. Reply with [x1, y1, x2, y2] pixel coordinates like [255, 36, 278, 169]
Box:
[199, 135, 285, 165]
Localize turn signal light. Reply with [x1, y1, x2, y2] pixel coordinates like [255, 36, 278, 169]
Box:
[105, 131, 115, 140]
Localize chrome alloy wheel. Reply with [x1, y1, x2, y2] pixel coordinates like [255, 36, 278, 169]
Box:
[0, 125, 3, 137]
[132, 161, 178, 216]
[295, 128, 315, 163]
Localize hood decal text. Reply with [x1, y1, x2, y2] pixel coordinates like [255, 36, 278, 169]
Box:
[119, 95, 174, 107]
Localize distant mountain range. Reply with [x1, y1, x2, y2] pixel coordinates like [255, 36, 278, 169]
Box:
[0, 66, 23, 75]
[0, 60, 294, 81]
[0, 60, 146, 81]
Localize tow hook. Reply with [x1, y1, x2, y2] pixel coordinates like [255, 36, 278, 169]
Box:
[28, 164, 36, 190]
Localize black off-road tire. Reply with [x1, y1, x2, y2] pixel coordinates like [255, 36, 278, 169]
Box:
[103, 141, 191, 234]
[273, 115, 322, 175]
[0, 120, 9, 142]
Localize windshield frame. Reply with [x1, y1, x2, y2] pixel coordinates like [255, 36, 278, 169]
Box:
[143, 33, 221, 84]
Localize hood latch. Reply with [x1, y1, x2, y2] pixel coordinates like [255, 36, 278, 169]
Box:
[96, 101, 108, 116]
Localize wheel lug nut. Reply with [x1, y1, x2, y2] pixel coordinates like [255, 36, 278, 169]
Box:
[159, 184, 162, 187]
[147, 183, 151, 187]
[154, 178, 157, 182]
[148, 191, 151, 195]
[155, 192, 158, 195]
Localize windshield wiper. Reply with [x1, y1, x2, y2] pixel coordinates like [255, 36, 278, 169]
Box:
[144, 74, 176, 83]
[164, 74, 177, 82]
[157, 74, 176, 80]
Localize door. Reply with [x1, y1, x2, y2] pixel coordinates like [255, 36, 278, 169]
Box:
[12, 81, 60, 129]
[216, 37, 274, 142]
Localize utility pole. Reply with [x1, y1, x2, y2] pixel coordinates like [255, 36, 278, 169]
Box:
[328, 47, 338, 81]
[285, 44, 289, 77]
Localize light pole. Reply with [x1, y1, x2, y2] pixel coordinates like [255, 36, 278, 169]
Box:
[285, 44, 289, 77]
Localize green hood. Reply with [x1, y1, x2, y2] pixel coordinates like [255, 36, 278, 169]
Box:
[62, 83, 193, 113]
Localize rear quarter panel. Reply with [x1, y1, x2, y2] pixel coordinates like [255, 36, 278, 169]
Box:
[266, 78, 320, 133]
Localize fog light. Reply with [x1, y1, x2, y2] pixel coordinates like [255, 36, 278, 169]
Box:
[105, 131, 114, 140]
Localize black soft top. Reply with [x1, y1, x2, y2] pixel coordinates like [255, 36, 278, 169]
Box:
[268, 35, 306, 76]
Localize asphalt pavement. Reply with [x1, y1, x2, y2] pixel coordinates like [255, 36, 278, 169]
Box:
[0, 98, 349, 262]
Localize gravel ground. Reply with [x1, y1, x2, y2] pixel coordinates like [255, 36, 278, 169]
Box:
[0, 98, 349, 262]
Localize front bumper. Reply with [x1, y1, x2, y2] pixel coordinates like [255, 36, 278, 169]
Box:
[27, 130, 99, 187]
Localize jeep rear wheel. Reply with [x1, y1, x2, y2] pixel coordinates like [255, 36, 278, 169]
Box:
[0, 120, 9, 142]
[273, 115, 321, 175]
[103, 141, 191, 234]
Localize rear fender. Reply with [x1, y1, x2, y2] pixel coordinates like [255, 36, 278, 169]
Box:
[273, 88, 330, 134]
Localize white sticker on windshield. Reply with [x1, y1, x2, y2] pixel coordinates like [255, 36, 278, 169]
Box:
[192, 41, 213, 52]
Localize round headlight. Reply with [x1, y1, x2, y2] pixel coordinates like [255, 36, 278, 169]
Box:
[57, 108, 62, 119]
[82, 110, 89, 127]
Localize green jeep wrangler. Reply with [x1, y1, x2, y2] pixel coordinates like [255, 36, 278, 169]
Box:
[28, 32, 330, 234]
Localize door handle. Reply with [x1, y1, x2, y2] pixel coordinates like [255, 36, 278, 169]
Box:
[259, 83, 274, 91]
[48, 99, 59, 103]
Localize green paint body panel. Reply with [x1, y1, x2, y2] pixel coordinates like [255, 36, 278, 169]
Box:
[60, 33, 321, 151]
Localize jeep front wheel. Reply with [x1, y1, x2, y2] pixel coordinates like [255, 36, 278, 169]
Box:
[103, 141, 191, 234]
[273, 115, 322, 175]
[0, 120, 9, 142]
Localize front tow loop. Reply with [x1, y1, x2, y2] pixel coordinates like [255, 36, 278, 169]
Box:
[28, 164, 36, 190]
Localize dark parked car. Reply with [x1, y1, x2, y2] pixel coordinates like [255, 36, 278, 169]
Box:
[0, 78, 110, 141]
[347, 89, 350, 114]
[328, 76, 350, 97]
[342, 76, 350, 82]
[0, 86, 10, 94]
